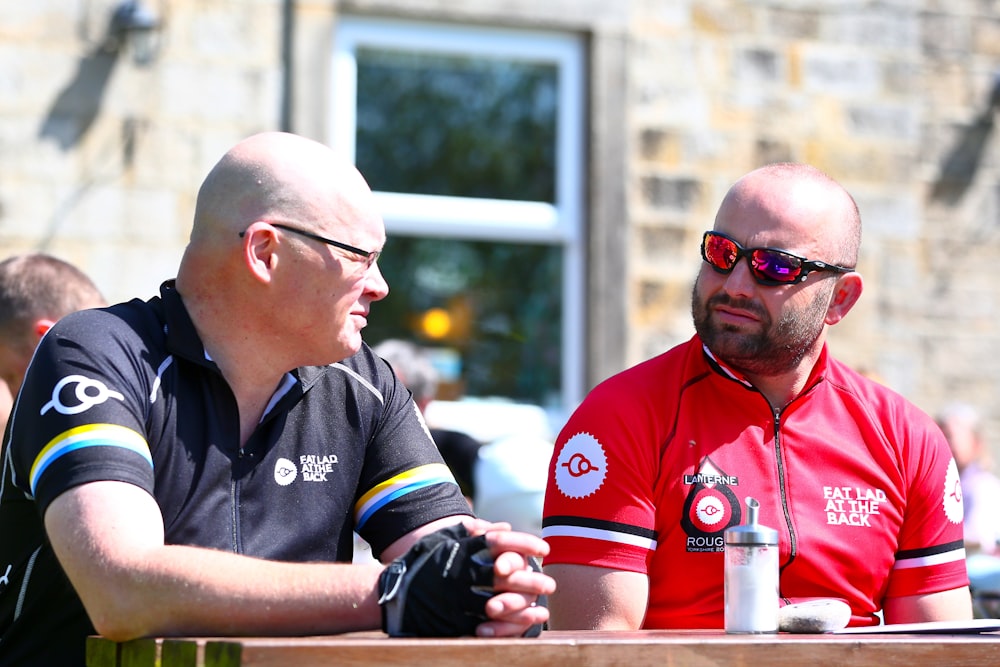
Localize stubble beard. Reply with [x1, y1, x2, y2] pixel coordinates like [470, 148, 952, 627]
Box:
[691, 278, 832, 378]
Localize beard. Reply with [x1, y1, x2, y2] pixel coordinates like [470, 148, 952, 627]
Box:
[691, 276, 833, 377]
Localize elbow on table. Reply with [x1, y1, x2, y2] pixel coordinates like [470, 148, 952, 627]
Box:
[85, 598, 158, 642]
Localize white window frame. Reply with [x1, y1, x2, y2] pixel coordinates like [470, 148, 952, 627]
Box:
[331, 16, 586, 414]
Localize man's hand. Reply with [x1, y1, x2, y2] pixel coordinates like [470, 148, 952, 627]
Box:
[467, 519, 553, 637]
[378, 521, 554, 637]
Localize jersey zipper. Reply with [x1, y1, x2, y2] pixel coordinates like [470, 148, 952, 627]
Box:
[231, 444, 246, 554]
[772, 404, 797, 575]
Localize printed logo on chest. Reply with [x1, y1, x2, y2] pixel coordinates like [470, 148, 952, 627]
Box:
[822, 485, 886, 527]
[680, 457, 740, 553]
[273, 454, 340, 486]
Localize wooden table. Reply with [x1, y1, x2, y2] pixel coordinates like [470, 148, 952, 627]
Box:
[87, 629, 1000, 667]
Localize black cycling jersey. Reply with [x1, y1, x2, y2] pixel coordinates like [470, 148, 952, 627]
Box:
[0, 281, 469, 666]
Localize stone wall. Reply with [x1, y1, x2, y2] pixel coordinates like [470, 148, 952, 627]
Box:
[0, 0, 287, 301]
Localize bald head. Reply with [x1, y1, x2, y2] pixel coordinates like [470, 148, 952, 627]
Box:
[190, 132, 378, 244]
[177, 132, 384, 299]
[721, 163, 862, 268]
[174, 133, 389, 378]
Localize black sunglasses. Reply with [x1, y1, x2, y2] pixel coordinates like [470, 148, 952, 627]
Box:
[701, 231, 853, 286]
[240, 222, 380, 269]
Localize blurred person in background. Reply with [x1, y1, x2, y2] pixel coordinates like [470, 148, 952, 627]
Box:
[373, 339, 481, 504]
[374, 339, 551, 538]
[937, 402, 1000, 556]
[0, 253, 107, 437]
[937, 402, 1000, 614]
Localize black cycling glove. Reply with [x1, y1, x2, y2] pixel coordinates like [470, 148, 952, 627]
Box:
[377, 524, 545, 637]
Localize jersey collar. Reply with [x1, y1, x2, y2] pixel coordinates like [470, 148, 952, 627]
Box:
[699, 336, 831, 395]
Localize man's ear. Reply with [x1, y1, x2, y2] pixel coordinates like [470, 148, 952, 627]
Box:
[33, 318, 56, 342]
[825, 272, 863, 325]
[240, 222, 280, 284]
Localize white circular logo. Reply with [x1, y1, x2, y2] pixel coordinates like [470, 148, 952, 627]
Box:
[41, 374, 125, 415]
[555, 432, 607, 499]
[943, 457, 963, 524]
[696, 494, 726, 527]
[274, 457, 298, 486]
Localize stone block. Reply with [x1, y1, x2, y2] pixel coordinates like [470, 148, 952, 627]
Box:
[800, 47, 881, 96]
[639, 175, 702, 213]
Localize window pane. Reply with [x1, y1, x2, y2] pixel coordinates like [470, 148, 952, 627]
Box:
[355, 48, 558, 202]
[368, 237, 563, 405]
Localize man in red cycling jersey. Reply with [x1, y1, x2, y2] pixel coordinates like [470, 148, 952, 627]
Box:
[542, 163, 971, 629]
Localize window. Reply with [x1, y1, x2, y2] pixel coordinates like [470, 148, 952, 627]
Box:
[332, 17, 584, 419]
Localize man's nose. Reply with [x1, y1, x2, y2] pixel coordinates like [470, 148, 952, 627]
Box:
[722, 257, 758, 296]
[365, 262, 390, 300]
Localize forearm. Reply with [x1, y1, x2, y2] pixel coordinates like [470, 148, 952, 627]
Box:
[46, 482, 386, 641]
[47, 482, 549, 641]
[78, 544, 385, 641]
[882, 587, 973, 624]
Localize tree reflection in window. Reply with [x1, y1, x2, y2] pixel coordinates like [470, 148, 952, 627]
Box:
[356, 48, 557, 202]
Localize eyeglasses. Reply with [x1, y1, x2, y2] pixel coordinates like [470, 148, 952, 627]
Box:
[241, 222, 381, 269]
[701, 231, 853, 286]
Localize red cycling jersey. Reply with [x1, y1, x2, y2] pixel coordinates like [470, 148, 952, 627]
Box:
[542, 335, 967, 628]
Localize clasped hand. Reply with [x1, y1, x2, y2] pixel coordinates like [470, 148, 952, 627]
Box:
[462, 518, 555, 637]
[378, 518, 555, 637]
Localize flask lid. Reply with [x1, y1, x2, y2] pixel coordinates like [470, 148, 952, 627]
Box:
[724, 496, 778, 545]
